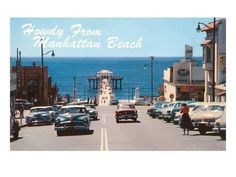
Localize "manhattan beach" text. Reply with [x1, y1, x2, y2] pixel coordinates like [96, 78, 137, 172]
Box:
[21, 23, 143, 49]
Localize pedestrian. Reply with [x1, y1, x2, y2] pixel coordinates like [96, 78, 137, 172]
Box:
[180, 103, 192, 135]
[19, 103, 24, 125]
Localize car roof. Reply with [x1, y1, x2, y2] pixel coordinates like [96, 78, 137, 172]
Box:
[61, 105, 86, 109]
[30, 106, 48, 109]
[195, 102, 226, 106]
[118, 103, 134, 106]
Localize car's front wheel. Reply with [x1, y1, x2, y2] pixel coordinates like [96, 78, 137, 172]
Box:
[57, 131, 63, 136]
[116, 119, 119, 123]
[198, 127, 207, 135]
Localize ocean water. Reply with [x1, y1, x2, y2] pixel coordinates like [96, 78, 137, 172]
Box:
[10, 57, 202, 100]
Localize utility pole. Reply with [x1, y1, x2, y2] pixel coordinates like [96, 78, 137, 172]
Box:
[212, 17, 216, 102]
[150, 56, 154, 104]
[73, 76, 77, 100]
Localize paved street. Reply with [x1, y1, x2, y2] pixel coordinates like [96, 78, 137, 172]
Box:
[11, 106, 225, 151]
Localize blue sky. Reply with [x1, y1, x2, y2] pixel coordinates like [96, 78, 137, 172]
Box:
[10, 18, 212, 57]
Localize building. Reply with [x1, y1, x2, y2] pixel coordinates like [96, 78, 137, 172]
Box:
[200, 19, 226, 102]
[11, 61, 59, 106]
[163, 45, 205, 102]
[10, 71, 17, 116]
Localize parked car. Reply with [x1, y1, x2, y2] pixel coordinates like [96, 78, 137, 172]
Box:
[26, 106, 54, 125]
[115, 104, 138, 123]
[15, 99, 33, 109]
[84, 104, 98, 120]
[214, 110, 226, 140]
[26, 112, 53, 126]
[110, 99, 119, 105]
[55, 105, 90, 136]
[191, 102, 225, 135]
[146, 102, 168, 118]
[10, 115, 20, 140]
[156, 102, 171, 119]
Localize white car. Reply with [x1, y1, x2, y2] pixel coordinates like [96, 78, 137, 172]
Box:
[214, 110, 226, 140]
[191, 102, 225, 135]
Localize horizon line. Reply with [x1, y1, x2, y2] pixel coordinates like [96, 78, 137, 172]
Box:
[10, 56, 202, 58]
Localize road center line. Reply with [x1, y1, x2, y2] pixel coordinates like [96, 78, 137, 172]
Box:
[102, 114, 104, 124]
[104, 128, 109, 151]
[103, 115, 106, 125]
[100, 128, 104, 151]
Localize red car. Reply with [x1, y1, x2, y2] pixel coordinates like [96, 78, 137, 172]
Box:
[115, 104, 138, 123]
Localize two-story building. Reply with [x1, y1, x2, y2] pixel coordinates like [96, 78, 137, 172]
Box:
[163, 45, 205, 102]
[200, 19, 226, 102]
[11, 59, 59, 106]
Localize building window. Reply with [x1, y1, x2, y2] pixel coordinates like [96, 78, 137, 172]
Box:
[205, 46, 212, 63]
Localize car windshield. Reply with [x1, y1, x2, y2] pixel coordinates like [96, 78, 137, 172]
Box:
[207, 105, 225, 111]
[30, 108, 48, 112]
[163, 104, 169, 108]
[155, 103, 164, 108]
[174, 103, 182, 108]
[192, 105, 205, 112]
[60, 107, 87, 114]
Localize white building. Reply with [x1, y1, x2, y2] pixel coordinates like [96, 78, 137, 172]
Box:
[163, 45, 205, 102]
[200, 19, 226, 102]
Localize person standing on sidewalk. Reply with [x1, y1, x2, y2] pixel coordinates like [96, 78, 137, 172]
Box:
[19, 103, 24, 125]
[180, 103, 192, 135]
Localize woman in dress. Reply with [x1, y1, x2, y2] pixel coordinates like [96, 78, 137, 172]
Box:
[180, 103, 192, 135]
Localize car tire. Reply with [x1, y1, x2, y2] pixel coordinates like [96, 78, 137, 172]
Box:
[198, 127, 207, 135]
[133, 118, 137, 122]
[219, 131, 226, 140]
[57, 131, 63, 136]
[116, 119, 119, 123]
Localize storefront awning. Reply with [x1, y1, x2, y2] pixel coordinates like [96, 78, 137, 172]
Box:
[215, 83, 226, 91]
[201, 39, 212, 46]
[216, 91, 226, 96]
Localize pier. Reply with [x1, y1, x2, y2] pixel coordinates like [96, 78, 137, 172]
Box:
[88, 70, 123, 90]
[88, 70, 123, 105]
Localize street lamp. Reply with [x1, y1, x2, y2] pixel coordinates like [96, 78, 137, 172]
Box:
[144, 56, 154, 104]
[41, 38, 55, 105]
[196, 18, 216, 102]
